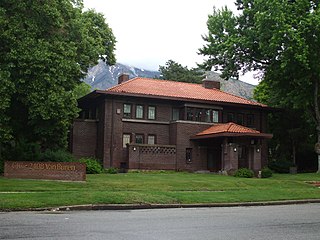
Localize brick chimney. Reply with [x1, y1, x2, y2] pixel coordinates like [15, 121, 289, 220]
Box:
[118, 73, 130, 84]
[202, 79, 221, 90]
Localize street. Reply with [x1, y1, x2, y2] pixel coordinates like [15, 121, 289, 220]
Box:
[1, 204, 320, 240]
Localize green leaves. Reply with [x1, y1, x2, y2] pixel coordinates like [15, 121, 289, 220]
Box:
[159, 60, 203, 83]
[0, 0, 116, 150]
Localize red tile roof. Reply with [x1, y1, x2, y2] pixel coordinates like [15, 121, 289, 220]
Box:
[105, 78, 266, 107]
[192, 122, 273, 139]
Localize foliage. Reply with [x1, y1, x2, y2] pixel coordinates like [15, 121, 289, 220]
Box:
[79, 158, 103, 174]
[105, 167, 118, 174]
[40, 149, 76, 162]
[73, 82, 92, 99]
[0, 158, 3, 174]
[261, 167, 273, 178]
[0, 0, 116, 152]
[268, 159, 295, 173]
[234, 168, 254, 178]
[159, 60, 203, 83]
[4, 140, 41, 162]
[199, 1, 320, 172]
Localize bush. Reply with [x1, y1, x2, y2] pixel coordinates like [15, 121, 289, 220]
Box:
[261, 167, 273, 178]
[40, 149, 76, 162]
[6, 140, 41, 161]
[79, 158, 103, 174]
[268, 159, 294, 173]
[105, 167, 118, 174]
[234, 168, 254, 178]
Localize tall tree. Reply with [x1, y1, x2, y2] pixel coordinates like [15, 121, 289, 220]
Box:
[159, 60, 203, 83]
[198, 0, 320, 172]
[0, 0, 116, 151]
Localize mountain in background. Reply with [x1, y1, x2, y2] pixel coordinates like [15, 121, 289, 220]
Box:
[83, 60, 160, 90]
[83, 60, 256, 100]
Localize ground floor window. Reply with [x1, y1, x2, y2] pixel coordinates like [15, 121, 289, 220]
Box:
[147, 135, 156, 144]
[123, 134, 131, 148]
[135, 134, 144, 144]
[186, 148, 192, 164]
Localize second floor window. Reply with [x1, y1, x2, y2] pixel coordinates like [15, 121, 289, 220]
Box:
[123, 104, 131, 118]
[172, 108, 180, 121]
[212, 110, 219, 123]
[136, 105, 144, 119]
[237, 114, 244, 125]
[227, 112, 234, 122]
[148, 106, 156, 120]
[247, 114, 254, 127]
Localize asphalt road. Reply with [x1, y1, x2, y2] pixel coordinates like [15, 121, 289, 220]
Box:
[1, 204, 320, 240]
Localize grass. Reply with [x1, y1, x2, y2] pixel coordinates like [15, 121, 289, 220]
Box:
[0, 172, 319, 210]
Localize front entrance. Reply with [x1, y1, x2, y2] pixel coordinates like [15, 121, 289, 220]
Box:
[207, 148, 221, 172]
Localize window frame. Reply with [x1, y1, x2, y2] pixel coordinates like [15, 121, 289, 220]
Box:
[237, 113, 244, 125]
[135, 134, 144, 144]
[123, 103, 132, 118]
[147, 106, 156, 120]
[172, 108, 180, 121]
[186, 148, 192, 164]
[247, 114, 255, 127]
[147, 134, 156, 145]
[135, 105, 144, 119]
[122, 133, 131, 148]
[227, 112, 234, 122]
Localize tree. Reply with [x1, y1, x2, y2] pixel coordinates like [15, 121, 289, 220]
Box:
[73, 82, 92, 99]
[198, 0, 320, 172]
[0, 0, 116, 151]
[159, 60, 203, 83]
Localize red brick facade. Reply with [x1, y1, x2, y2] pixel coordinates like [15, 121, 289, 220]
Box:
[71, 77, 272, 172]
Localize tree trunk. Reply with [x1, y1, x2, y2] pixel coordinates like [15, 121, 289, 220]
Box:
[313, 79, 320, 173]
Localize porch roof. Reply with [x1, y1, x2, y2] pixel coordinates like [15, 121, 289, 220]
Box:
[191, 122, 273, 139]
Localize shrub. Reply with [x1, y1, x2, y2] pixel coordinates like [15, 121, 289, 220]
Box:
[79, 158, 103, 174]
[105, 167, 118, 174]
[261, 167, 273, 178]
[6, 140, 41, 161]
[234, 168, 254, 178]
[40, 149, 76, 162]
[268, 159, 294, 173]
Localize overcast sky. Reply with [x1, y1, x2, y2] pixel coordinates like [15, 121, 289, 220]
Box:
[83, 0, 258, 85]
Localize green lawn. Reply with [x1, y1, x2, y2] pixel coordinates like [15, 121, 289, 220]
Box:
[0, 172, 319, 210]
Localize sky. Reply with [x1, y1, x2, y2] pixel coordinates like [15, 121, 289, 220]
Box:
[83, 0, 258, 85]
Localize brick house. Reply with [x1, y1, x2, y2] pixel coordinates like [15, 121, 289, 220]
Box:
[70, 74, 272, 173]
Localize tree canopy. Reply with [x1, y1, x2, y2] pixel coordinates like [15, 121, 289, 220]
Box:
[0, 0, 116, 151]
[159, 60, 203, 83]
[199, 0, 320, 171]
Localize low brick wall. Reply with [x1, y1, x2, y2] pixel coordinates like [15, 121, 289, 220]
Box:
[128, 144, 177, 170]
[4, 161, 86, 181]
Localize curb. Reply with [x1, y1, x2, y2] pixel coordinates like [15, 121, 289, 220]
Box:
[2, 199, 320, 212]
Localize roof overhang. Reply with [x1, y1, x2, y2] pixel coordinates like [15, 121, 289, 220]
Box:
[191, 132, 273, 140]
[191, 122, 273, 140]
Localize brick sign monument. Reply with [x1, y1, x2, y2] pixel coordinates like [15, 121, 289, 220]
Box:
[4, 161, 86, 181]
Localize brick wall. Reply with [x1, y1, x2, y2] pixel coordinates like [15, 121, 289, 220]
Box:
[128, 144, 176, 170]
[72, 119, 97, 159]
[173, 121, 212, 171]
